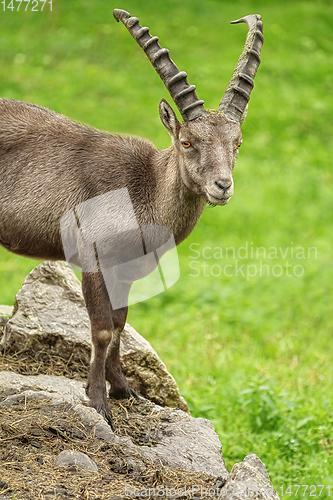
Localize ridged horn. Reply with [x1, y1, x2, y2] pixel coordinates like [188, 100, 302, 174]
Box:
[219, 14, 264, 123]
[113, 9, 207, 122]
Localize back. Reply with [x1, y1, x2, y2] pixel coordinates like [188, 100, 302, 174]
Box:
[0, 99, 156, 259]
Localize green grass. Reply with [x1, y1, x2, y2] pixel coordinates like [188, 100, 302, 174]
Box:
[1, 0, 333, 495]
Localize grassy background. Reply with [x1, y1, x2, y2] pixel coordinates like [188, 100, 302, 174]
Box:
[0, 0, 333, 495]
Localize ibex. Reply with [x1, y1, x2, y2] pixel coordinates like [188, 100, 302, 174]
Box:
[0, 9, 263, 427]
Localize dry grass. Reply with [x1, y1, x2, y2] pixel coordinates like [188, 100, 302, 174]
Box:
[0, 317, 87, 380]
[0, 325, 223, 500]
[0, 347, 87, 380]
[0, 398, 220, 500]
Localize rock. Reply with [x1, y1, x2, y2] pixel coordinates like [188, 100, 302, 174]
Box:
[0, 305, 13, 338]
[73, 402, 229, 479]
[55, 450, 98, 472]
[121, 324, 188, 411]
[0, 371, 228, 478]
[0, 262, 280, 497]
[0, 305, 13, 318]
[1, 261, 187, 411]
[1, 262, 91, 365]
[72, 404, 119, 444]
[0, 371, 88, 406]
[141, 410, 228, 478]
[222, 454, 280, 499]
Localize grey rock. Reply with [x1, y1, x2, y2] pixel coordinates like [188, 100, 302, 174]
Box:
[73, 404, 120, 444]
[222, 454, 280, 499]
[0, 370, 228, 478]
[1, 261, 187, 411]
[55, 450, 98, 472]
[0, 305, 12, 338]
[0, 371, 88, 406]
[1, 261, 91, 365]
[0, 389, 64, 407]
[73, 403, 228, 479]
[0, 305, 13, 318]
[138, 409, 228, 478]
[0, 263, 280, 496]
[0, 377, 279, 494]
[121, 324, 188, 411]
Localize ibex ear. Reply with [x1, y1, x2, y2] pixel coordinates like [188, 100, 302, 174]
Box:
[159, 99, 180, 140]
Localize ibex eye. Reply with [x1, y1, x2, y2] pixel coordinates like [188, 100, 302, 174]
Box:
[182, 141, 191, 148]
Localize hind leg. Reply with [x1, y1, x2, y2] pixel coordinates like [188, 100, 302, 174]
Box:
[82, 270, 114, 427]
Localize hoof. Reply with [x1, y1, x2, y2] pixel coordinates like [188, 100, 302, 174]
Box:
[99, 406, 115, 431]
[90, 401, 115, 431]
[109, 384, 138, 400]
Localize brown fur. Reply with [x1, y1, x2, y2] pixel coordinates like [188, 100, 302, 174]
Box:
[0, 96, 241, 426]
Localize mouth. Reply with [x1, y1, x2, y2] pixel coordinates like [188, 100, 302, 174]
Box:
[206, 192, 231, 206]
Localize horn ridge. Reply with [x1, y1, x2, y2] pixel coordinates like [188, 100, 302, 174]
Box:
[113, 8, 206, 121]
[219, 14, 264, 123]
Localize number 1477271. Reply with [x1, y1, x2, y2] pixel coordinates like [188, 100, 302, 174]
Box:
[1, 0, 52, 11]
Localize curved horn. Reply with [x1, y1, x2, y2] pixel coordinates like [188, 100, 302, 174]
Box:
[113, 9, 206, 122]
[219, 14, 264, 123]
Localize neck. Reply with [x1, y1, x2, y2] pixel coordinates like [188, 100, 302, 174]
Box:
[150, 146, 207, 244]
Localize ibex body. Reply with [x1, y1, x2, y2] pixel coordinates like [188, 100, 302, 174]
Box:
[0, 9, 263, 427]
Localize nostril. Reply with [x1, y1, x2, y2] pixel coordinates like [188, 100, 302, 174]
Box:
[215, 180, 232, 191]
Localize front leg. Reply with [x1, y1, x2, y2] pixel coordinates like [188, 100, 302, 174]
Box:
[105, 306, 137, 399]
[82, 271, 114, 428]
[105, 290, 136, 399]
